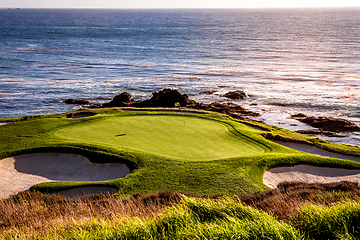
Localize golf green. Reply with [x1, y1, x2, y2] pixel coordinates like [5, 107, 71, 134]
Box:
[55, 115, 267, 160]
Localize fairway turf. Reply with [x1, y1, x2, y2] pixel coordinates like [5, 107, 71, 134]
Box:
[55, 115, 267, 160]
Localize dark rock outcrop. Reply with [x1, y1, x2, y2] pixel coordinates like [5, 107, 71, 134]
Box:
[187, 102, 261, 118]
[113, 92, 132, 104]
[223, 90, 247, 100]
[101, 88, 260, 119]
[199, 90, 216, 95]
[291, 114, 360, 132]
[291, 113, 307, 118]
[102, 92, 132, 107]
[64, 99, 90, 105]
[132, 88, 193, 108]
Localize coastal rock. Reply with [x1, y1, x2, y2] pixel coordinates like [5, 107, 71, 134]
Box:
[188, 102, 261, 118]
[291, 114, 360, 132]
[113, 92, 132, 103]
[101, 88, 260, 119]
[223, 90, 247, 100]
[199, 90, 216, 95]
[64, 99, 90, 105]
[291, 113, 307, 118]
[132, 88, 194, 107]
[102, 92, 132, 107]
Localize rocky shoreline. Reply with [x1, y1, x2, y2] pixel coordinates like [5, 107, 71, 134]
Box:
[291, 113, 360, 132]
[64, 88, 360, 135]
[66, 89, 261, 121]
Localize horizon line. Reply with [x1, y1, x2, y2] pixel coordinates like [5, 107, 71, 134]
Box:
[2, 6, 360, 10]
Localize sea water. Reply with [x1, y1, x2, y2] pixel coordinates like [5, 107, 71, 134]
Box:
[1, 8, 360, 145]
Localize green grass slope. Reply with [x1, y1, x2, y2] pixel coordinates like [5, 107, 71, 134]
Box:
[55, 114, 267, 160]
[1, 109, 360, 196]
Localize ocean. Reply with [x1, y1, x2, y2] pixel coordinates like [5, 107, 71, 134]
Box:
[1, 8, 360, 145]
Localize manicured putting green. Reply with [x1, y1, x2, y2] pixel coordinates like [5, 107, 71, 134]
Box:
[55, 115, 266, 160]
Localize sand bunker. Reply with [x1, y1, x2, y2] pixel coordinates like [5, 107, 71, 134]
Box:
[264, 141, 360, 189]
[0, 153, 130, 199]
[70, 112, 97, 119]
[263, 165, 360, 189]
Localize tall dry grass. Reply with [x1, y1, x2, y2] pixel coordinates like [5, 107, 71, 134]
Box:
[1, 181, 360, 239]
[240, 181, 360, 220]
[0, 190, 187, 234]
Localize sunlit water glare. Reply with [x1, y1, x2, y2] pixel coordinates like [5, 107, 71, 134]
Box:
[1, 8, 360, 145]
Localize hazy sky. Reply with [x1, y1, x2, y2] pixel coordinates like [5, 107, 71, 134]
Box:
[1, 0, 360, 9]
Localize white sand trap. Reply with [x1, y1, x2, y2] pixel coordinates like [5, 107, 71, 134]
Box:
[263, 165, 360, 189]
[264, 141, 360, 189]
[0, 153, 130, 199]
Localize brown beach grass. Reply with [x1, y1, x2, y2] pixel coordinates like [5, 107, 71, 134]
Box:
[1, 182, 360, 234]
[0, 190, 189, 234]
[241, 181, 360, 220]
